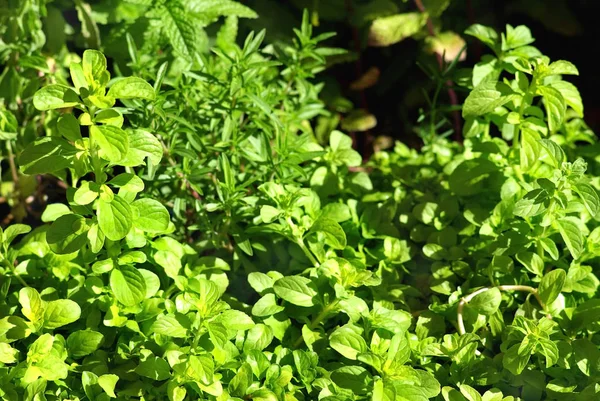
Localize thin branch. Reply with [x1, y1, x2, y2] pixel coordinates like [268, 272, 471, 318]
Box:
[457, 285, 550, 336]
[414, 0, 463, 142]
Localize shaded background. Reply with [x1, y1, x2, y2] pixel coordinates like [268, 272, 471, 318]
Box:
[233, 0, 600, 153]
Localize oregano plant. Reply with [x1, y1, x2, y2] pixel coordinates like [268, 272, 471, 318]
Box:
[1, 5, 600, 401]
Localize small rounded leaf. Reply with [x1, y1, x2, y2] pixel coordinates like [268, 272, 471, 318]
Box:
[43, 299, 81, 329]
[107, 77, 156, 100]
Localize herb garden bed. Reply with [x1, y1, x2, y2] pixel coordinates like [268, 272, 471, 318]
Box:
[1, 2, 600, 401]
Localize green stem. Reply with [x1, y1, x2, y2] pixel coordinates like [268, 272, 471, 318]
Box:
[286, 217, 320, 267]
[3, 259, 28, 287]
[457, 284, 548, 336]
[293, 299, 340, 348]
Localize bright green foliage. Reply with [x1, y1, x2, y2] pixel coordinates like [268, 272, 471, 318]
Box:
[1, 3, 600, 401]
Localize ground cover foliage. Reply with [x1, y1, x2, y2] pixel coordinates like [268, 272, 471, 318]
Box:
[1, 1, 600, 400]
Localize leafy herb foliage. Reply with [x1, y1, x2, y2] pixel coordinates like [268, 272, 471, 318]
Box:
[1, 3, 600, 401]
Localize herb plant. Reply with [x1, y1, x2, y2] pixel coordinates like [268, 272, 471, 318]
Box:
[1, 3, 600, 401]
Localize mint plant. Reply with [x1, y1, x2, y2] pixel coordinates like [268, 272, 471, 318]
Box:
[1, 4, 600, 401]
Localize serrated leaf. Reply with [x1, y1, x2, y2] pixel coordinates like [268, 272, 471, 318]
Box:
[159, 2, 199, 60]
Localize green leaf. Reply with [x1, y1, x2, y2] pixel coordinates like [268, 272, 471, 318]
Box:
[548, 60, 579, 76]
[47, 213, 88, 254]
[368, 12, 426, 47]
[330, 326, 368, 360]
[70, 62, 88, 92]
[98, 374, 119, 398]
[90, 125, 129, 163]
[107, 77, 156, 100]
[520, 128, 541, 172]
[549, 80, 583, 117]
[132, 198, 170, 233]
[310, 217, 347, 250]
[462, 81, 518, 118]
[539, 139, 566, 168]
[110, 266, 147, 306]
[82, 50, 107, 83]
[556, 217, 584, 260]
[273, 276, 317, 307]
[19, 137, 77, 175]
[75, 0, 101, 49]
[4, 224, 32, 245]
[87, 223, 105, 254]
[540, 238, 560, 261]
[243, 324, 273, 352]
[503, 342, 531, 375]
[537, 85, 566, 132]
[0, 109, 17, 140]
[41, 204, 71, 223]
[43, 299, 81, 329]
[95, 109, 124, 127]
[468, 288, 501, 316]
[572, 339, 600, 376]
[57, 114, 82, 141]
[120, 129, 163, 167]
[151, 314, 189, 338]
[465, 24, 498, 51]
[19, 288, 44, 323]
[341, 109, 378, 133]
[33, 85, 80, 110]
[573, 182, 600, 216]
[67, 330, 104, 358]
[215, 310, 255, 331]
[536, 337, 559, 368]
[538, 269, 566, 305]
[98, 196, 132, 241]
[185, 354, 214, 385]
[158, 1, 200, 60]
[135, 354, 171, 381]
[0, 343, 18, 364]
[74, 181, 99, 205]
[331, 365, 372, 394]
[248, 272, 275, 294]
[516, 251, 544, 276]
[502, 24, 535, 50]
[108, 173, 144, 193]
[188, 0, 257, 19]
[251, 294, 284, 317]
